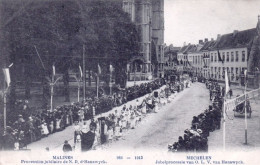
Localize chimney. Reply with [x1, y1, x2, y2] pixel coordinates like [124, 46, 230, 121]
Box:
[183, 42, 186, 46]
[217, 34, 221, 40]
[258, 15, 260, 22]
[211, 38, 214, 41]
[204, 38, 208, 42]
[199, 40, 203, 44]
[233, 30, 239, 36]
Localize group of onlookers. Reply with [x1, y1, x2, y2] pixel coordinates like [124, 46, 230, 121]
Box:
[168, 79, 223, 152]
[0, 78, 165, 151]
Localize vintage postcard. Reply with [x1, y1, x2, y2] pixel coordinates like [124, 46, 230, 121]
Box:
[0, 0, 260, 164]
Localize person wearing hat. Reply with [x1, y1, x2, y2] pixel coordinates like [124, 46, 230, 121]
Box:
[63, 140, 72, 152]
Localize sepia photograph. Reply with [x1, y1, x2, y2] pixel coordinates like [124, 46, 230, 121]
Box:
[0, 0, 260, 164]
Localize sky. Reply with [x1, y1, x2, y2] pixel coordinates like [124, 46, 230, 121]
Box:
[164, 0, 260, 47]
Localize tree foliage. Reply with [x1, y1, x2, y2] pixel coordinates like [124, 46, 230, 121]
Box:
[0, 0, 140, 100]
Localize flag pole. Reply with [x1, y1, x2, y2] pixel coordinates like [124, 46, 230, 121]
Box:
[109, 64, 112, 95]
[223, 70, 229, 151]
[244, 70, 248, 145]
[83, 45, 86, 103]
[50, 66, 54, 112]
[134, 63, 136, 85]
[3, 80, 7, 131]
[97, 63, 99, 98]
[223, 96, 226, 151]
[97, 75, 99, 98]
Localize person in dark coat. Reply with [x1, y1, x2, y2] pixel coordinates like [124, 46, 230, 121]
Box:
[229, 89, 233, 98]
[2, 126, 15, 150]
[63, 140, 72, 152]
[81, 124, 95, 152]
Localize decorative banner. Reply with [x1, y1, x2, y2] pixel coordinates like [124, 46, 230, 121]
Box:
[79, 64, 83, 78]
[52, 64, 56, 76]
[2, 68, 11, 87]
[98, 63, 101, 75]
[225, 70, 229, 95]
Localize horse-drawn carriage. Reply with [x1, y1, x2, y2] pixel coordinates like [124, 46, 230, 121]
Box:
[233, 100, 252, 118]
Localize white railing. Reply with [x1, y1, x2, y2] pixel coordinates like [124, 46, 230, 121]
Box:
[225, 88, 260, 111]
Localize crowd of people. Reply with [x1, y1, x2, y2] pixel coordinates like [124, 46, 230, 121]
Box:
[69, 77, 192, 152]
[0, 79, 166, 151]
[168, 79, 223, 152]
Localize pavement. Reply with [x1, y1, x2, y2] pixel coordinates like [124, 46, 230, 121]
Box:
[208, 84, 260, 152]
[98, 82, 210, 152]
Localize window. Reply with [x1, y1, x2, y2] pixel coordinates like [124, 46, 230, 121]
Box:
[226, 52, 229, 62]
[211, 53, 213, 62]
[231, 67, 234, 80]
[231, 52, 234, 62]
[236, 51, 239, 61]
[222, 52, 225, 62]
[242, 51, 245, 62]
[215, 53, 217, 62]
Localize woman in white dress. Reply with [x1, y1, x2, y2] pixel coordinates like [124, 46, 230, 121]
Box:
[129, 112, 136, 129]
[107, 126, 113, 144]
[122, 117, 127, 129]
[41, 122, 49, 136]
[55, 118, 61, 131]
[74, 135, 81, 152]
[114, 123, 120, 140]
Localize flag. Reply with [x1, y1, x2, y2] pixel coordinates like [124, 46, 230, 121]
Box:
[202, 58, 206, 67]
[187, 60, 192, 66]
[109, 64, 113, 73]
[2, 68, 11, 87]
[218, 50, 223, 63]
[225, 70, 229, 95]
[98, 63, 101, 75]
[79, 64, 83, 78]
[52, 64, 55, 76]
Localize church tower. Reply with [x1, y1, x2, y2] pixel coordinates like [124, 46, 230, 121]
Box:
[151, 0, 164, 77]
[122, 0, 164, 80]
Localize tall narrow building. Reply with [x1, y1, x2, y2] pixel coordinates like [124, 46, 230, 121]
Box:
[152, 0, 164, 77]
[123, 0, 164, 80]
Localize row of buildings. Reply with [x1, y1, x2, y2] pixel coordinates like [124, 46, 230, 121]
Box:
[165, 16, 260, 87]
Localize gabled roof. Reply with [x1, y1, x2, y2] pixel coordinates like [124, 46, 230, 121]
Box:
[200, 40, 216, 51]
[179, 44, 196, 54]
[164, 44, 181, 53]
[212, 28, 257, 50]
